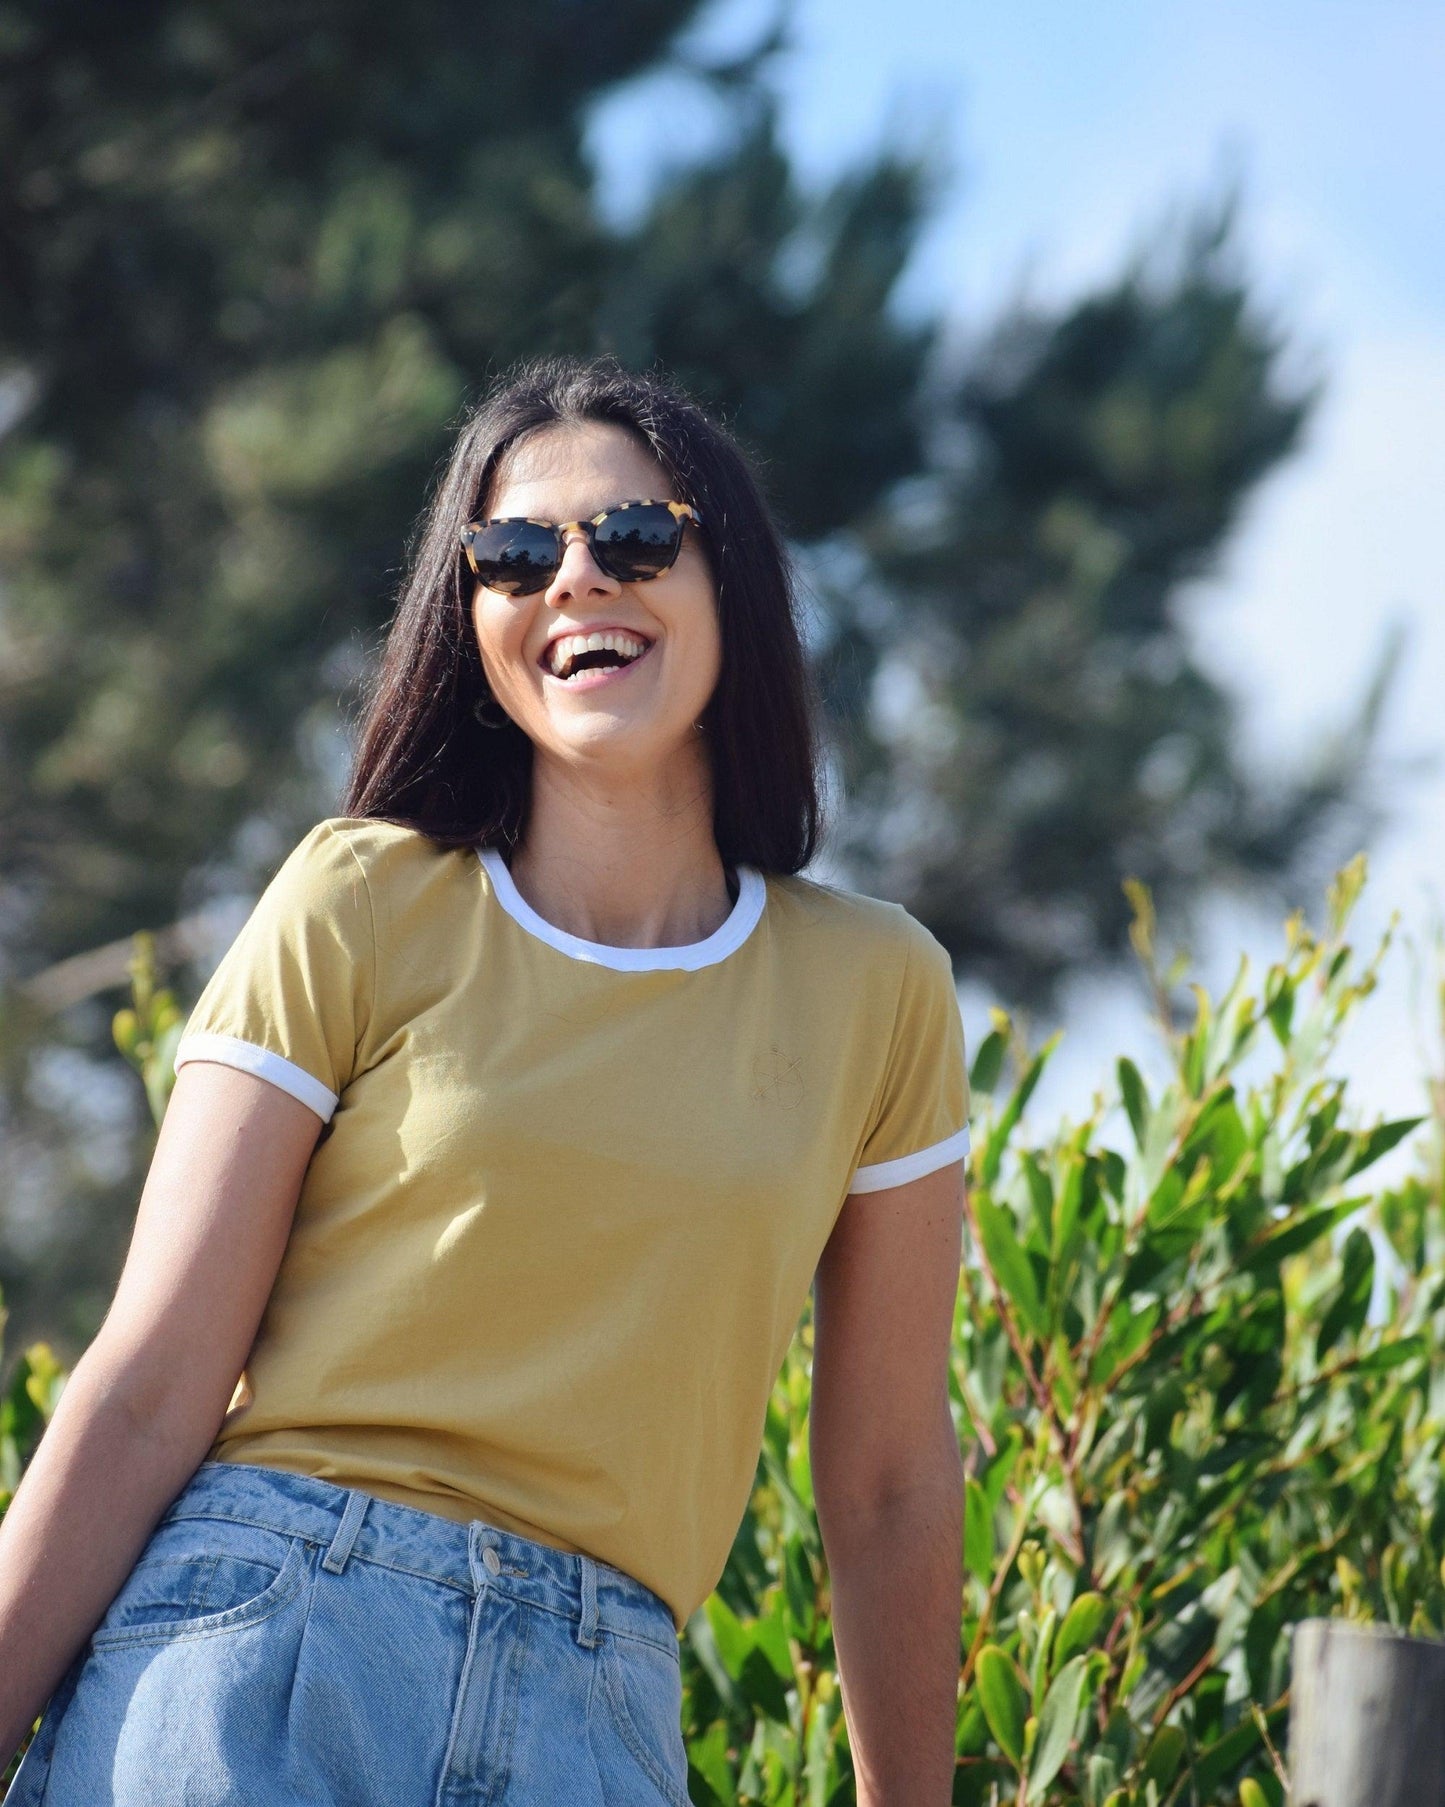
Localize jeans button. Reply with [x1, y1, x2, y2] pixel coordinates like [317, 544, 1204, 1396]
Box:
[482, 1546, 501, 1576]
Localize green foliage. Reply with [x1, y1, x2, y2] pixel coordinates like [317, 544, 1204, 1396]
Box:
[0, 1305, 67, 1790]
[0, 1332, 64, 1515]
[0, 933, 170, 1515]
[673, 861, 1444, 1804]
[111, 932, 186, 1131]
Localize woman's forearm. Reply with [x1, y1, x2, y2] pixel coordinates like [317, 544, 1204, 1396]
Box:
[0, 1343, 218, 1766]
[819, 1466, 964, 1806]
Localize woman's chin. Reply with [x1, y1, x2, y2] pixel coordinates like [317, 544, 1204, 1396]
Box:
[535, 712, 704, 773]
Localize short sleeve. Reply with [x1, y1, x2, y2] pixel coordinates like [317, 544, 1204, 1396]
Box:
[848, 921, 971, 1194]
[172, 820, 375, 1123]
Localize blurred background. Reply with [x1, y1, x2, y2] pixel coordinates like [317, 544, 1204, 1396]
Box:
[1, 0, 1441, 1371]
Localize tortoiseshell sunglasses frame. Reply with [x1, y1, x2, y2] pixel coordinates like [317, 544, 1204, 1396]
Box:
[459, 498, 705, 594]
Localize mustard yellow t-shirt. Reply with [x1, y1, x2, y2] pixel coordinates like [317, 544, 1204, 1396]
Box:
[172, 817, 970, 1631]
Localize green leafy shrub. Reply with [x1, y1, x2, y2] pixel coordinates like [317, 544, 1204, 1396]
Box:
[678, 860, 1445, 1806]
[5, 865, 1442, 1807]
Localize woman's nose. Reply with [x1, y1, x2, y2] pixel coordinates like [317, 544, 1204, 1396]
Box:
[544, 529, 619, 606]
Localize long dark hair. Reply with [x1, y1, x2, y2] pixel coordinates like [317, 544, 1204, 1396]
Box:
[342, 355, 824, 873]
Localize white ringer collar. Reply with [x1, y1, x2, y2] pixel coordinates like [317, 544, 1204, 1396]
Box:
[477, 846, 766, 972]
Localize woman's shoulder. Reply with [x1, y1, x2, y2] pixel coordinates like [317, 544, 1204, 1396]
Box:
[761, 869, 945, 969]
[308, 814, 461, 866]
[279, 816, 481, 915]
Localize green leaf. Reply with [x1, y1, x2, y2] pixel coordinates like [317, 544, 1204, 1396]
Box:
[685, 1723, 736, 1807]
[1350, 1334, 1428, 1374]
[1088, 1299, 1160, 1387]
[703, 1593, 750, 1675]
[975, 1644, 1029, 1768]
[975, 1197, 1049, 1339]
[1349, 1116, 1425, 1176]
[1029, 1606, 1058, 1710]
[753, 1587, 795, 1682]
[964, 1478, 994, 1584]
[708, 1595, 792, 1722]
[1053, 1592, 1110, 1671]
[112, 1006, 141, 1058]
[1264, 974, 1295, 1047]
[1143, 1165, 1186, 1230]
[1327, 853, 1368, 937]
[1188, 1090, 1248, 1172]
[1239, 1197, 1367, 1270]
[1143, 1723, 1187, 1786]
[1117, 1058, 1150, 1150]
[688, 1602, 743, 1715]
[1026, 1655, 1089, 1798]
[981, 1429, 1024, 1510]
[1050, 1153, 1085, 1268]
[979, 1034, 1060, 1186]
[1143, 1376, 1186, 1454]
[957, 1693, 990, 1756]
[969, 1029, 1008, 1098]
[737, 1643, 792, 1722]
[1086, 1754, 1121, 1803]
[1091, 1493, 1134, 1589]
[783, 1536, 816, 1640]
[1021, 1151, 1054, 1252]
[1316, 1225, 1374, 1359]
[1193, 1704, 1278, 1794]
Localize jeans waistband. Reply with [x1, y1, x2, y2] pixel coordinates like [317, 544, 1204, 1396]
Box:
[161, 1460, 678, 1653]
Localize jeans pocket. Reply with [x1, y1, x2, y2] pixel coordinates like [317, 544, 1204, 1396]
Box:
[597, 1628, 691, 1807]
[90, 1517, 309, 1650]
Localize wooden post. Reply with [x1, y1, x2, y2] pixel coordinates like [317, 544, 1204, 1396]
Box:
[1291, 1618, 1445, 1805]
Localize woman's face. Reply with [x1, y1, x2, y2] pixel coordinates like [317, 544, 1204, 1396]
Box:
[469, 421, 721, 783]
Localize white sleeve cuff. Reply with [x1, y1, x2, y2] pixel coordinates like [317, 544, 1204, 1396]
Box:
[847, 1123, 971, 1194]
[172, 1033, 340, 1123]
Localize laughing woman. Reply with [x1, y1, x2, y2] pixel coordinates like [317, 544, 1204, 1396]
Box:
[0, 357, 970, 1807]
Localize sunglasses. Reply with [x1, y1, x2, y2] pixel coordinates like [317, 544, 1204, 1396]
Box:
[459, 498, 704, 597]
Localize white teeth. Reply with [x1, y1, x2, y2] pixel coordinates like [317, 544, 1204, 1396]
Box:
[545, 631, 649, 679]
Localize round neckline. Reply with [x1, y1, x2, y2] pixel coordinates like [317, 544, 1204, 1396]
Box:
[476, 846, 767, 972]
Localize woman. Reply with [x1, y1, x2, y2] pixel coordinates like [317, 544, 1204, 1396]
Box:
[0, 356, 970, 1805]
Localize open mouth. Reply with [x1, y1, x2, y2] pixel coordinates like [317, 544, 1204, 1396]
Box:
[542, 630, 653, 683]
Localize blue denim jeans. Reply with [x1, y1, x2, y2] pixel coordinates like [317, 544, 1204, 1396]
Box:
[6, 1459, 691, 1806]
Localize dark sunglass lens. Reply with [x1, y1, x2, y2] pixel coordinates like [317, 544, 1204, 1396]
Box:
[469, 521, 558, 594]
[593, 504, 682, 582]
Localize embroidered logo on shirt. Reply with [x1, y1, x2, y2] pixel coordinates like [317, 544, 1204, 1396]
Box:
[751, 1044, 804, 1107]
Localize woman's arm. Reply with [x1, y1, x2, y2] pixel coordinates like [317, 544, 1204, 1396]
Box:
[0, 1061, 323, 1767]
[810, 1157, 967, 1807]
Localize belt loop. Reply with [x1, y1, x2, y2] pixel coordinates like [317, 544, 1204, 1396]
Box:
[577, 1553, 600, 1648]
[321, 1487, 370, 1574]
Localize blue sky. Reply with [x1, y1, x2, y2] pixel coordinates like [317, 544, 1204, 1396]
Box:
[588, 1, 1445, 1145]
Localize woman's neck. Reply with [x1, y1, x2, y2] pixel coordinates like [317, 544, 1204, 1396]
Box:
[504, 753, 736, 949]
